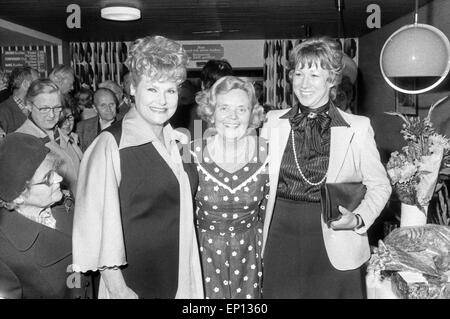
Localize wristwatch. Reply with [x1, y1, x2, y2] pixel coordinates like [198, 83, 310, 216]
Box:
[354, 214, 364, 230]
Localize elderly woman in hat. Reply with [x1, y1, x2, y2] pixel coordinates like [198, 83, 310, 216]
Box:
[0, 133, 90, 299]
[73, 35, 203, 299]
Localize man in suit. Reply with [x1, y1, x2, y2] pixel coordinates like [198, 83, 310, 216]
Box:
[98, 79, 130, 120]
[76, 88, 117, 152]
[0, 66, 39, 133]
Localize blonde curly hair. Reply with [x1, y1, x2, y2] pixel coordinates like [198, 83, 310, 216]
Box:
[196, 76, 265, 129]
[125, 35, 188, 86]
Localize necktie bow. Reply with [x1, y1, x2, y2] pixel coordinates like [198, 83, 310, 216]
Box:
[289, 104, 331, 157]
[289, 108, 331, 136]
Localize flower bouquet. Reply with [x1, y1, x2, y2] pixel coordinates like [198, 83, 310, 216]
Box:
[367, 225, 450, 299]
[386, 97, 450, 225]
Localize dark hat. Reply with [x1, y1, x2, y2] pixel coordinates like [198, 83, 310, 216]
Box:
[0, 133, 49, 202]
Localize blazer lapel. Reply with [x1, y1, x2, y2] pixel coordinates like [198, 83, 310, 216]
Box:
[327, 126, 354, 183]
[263, 117, 291, 254]
[268, 120, 291, 193]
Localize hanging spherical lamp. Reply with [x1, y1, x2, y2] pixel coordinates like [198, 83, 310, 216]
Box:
[379, 1, 450, 94]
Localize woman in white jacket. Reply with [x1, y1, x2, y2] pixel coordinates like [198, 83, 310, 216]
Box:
[261, 37, 391, 298]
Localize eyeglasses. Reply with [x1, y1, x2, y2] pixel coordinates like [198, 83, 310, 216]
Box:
[63, 115, 75, 121]
[29, 170, 57, 187]
[31, 102, 63, 114]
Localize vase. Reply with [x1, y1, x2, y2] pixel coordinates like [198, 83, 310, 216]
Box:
[400, 203, 428, 227]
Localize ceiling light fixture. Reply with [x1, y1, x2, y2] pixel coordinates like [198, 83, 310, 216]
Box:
[101, 6, 141, 21]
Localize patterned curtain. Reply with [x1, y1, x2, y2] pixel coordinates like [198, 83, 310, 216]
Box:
[70, 41, 131, 90]
[263, 38, 358, 111]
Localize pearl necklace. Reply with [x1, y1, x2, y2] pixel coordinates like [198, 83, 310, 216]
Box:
[290, 129, 327, 186]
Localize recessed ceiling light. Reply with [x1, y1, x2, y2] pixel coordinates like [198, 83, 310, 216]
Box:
[101, 6, 141, 21]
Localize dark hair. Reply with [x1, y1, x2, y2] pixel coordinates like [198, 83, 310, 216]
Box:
[58, 94, 79, 127]
[200, 59, 233, 90]
[121, 67, 130, 83]
[8, 66, 38, 91]
[76, 86, 94, 97]
[333, 75, 356, 113]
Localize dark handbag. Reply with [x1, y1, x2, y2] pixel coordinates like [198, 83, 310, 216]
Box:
[320, 182, 367, 226]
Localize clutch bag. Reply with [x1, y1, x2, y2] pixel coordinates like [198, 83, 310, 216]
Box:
[320, 182, 367, 226]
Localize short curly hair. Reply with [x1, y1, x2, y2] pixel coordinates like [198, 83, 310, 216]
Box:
[125, 35, 188, 86]
[196, 76, 265, 129]
[288, 37, 343, 98]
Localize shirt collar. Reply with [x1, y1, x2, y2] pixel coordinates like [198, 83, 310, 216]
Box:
[280, 101, 349, 127]
[99, 117, 115, 131]
[27, 117, 61, 141]
[59, 130, 75, 145]
[119, 105, 188, 150]
[17, 207, 56, 230]
[13, 95, 28, 113]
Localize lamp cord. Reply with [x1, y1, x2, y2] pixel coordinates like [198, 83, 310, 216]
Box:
[335, 0, 346, 38]
[414, 0, 419, 24]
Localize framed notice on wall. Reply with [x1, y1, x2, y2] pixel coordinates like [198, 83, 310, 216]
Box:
[1, 45, 60, 77]
[1, 50, 46, 73]
[182, 44, 224, 68]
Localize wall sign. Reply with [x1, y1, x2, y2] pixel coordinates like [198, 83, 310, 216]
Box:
[1, 49, 47, 73]
[183, 44, 224, 67]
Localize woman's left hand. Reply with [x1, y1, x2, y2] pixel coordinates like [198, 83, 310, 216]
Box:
[330, 206, 358, 230]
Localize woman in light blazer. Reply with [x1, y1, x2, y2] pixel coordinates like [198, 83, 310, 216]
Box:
[260, 37, 391, 298]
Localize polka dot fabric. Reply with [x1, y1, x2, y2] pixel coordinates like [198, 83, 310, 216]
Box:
[191, 138, 269, 299]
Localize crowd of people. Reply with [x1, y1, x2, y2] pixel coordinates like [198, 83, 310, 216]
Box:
[0, 35, 391, 299]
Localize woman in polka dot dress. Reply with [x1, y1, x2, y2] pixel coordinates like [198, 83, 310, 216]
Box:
[191, 76, 268, 299]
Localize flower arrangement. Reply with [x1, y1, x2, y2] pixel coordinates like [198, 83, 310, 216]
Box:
[386, 96, 450, 214]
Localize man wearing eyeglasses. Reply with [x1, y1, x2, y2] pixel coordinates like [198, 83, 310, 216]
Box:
[15, 79, 81, 197]
[0, 66, 39, 134]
